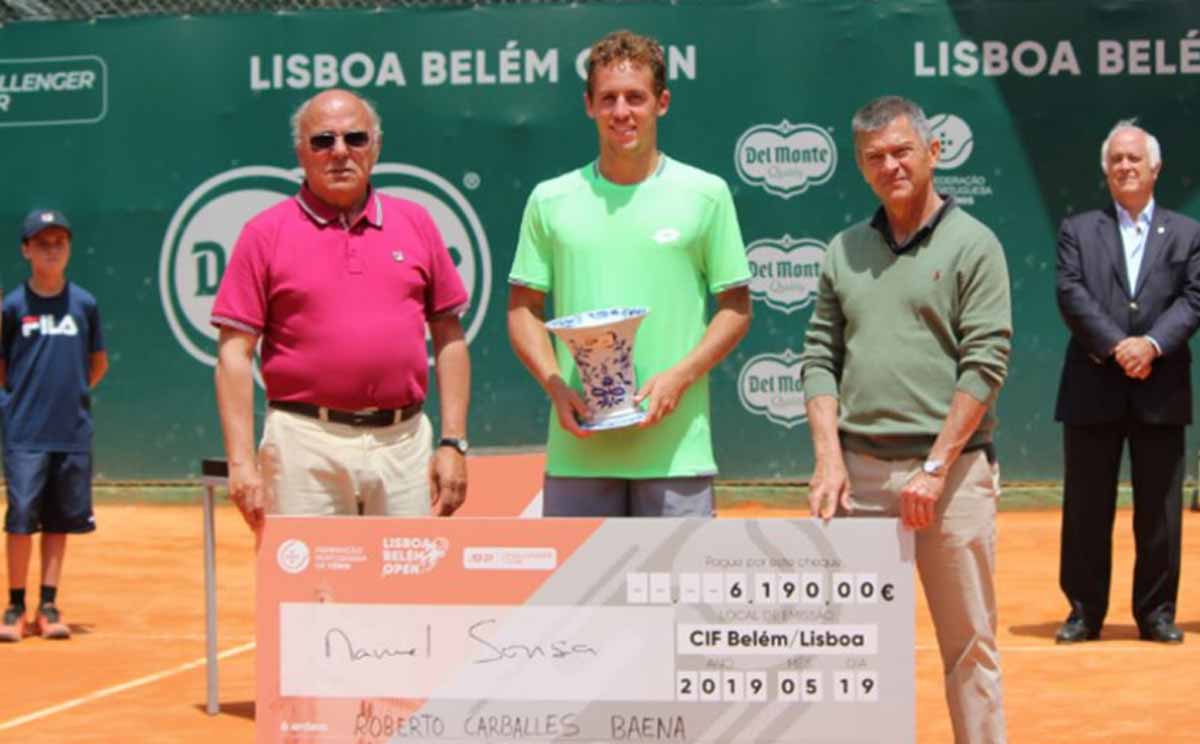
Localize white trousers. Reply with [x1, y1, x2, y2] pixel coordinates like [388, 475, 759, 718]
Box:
[260, 408, 432, 517]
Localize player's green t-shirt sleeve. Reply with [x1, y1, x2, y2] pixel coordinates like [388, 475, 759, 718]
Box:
[703, 181, 751, 293]
[508, 190, 553, 292]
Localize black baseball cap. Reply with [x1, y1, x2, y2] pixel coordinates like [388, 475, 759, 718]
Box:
[21, 209, 72, 241]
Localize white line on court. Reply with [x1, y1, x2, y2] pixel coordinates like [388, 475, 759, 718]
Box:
[918, 643, 1162, 653]
[0, 641, 256, 731]
[96, 633, 256, 643]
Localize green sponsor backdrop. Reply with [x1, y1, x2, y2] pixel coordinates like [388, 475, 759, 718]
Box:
[0, 0, 1197, 479]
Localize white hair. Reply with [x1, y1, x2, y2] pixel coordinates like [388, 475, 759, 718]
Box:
[1100, 119, 1161, 173]
[289, 91, 383, 148]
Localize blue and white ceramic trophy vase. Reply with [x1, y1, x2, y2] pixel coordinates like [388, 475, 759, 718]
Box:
[545, 307, 650, 431]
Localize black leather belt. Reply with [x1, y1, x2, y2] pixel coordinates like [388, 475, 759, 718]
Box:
[269, 400, 422, 428]
[963, 442, 997, 465]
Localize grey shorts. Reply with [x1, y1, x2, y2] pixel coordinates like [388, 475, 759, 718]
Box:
[542, 475, 714, 517]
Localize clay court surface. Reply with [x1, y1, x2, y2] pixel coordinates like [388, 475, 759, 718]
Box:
[1, 499, 1198, 743]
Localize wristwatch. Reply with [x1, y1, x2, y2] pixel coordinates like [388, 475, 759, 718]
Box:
[438, 437, 469, 455]
[921, 458, 947, 477]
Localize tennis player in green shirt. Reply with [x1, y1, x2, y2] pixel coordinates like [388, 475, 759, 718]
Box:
[508, 29, 752, 517]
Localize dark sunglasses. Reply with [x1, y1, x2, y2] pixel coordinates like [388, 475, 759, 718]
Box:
[308, 130, 371, 151]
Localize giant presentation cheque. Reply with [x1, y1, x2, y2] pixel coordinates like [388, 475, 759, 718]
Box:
[257, 517, 915, 743]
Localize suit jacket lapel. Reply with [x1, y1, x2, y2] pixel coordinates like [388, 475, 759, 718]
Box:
[1099, 206, 1131, 298]
[1133, 209, 1171, 298]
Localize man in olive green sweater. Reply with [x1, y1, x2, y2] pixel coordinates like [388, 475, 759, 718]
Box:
[801, 96, 1011, 744]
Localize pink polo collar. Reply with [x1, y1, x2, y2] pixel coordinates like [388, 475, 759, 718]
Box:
[295, 182, 384, 229]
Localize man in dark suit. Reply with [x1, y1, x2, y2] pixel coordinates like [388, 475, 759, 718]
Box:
[1054, 120, 1200, 644]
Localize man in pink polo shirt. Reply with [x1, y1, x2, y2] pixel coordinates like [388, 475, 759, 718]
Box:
[211, 89, 471, 530]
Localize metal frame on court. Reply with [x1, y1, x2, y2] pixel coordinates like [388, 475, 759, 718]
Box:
[199, 458, 227, 715]
[1193, 452, 1200, 512]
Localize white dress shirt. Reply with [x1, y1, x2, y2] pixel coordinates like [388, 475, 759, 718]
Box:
[1116, 198, 1154, 294]
[1114, 198, 1160, 354]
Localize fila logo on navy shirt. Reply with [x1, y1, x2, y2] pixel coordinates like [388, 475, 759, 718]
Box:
[21, 314, 78, 338]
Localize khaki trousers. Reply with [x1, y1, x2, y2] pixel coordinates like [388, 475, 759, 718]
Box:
[260, 408, 432, 517]
[843, 448, 1006, 744]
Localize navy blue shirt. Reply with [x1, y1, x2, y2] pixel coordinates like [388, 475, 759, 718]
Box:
[1, 282, 104, 452]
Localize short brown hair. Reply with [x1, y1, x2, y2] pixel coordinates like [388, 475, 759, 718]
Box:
[586, 29, 666, 97]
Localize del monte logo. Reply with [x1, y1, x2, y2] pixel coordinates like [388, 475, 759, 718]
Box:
[735, 120, 838, 199]
[160, 163, 491, 373]
[747, 235, 826, 314]
[738, 350, 807, 428]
